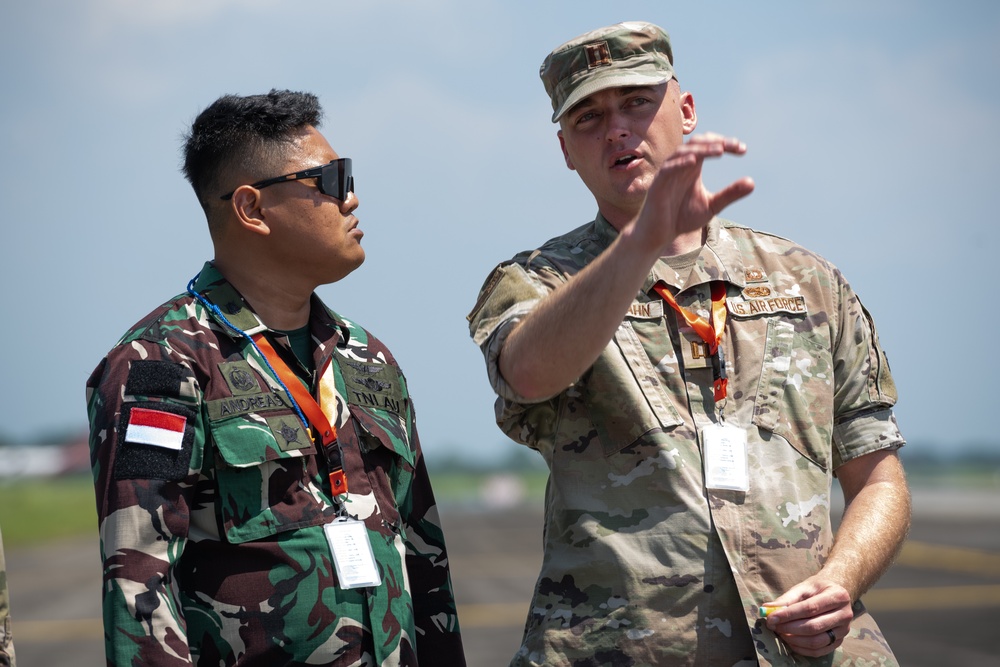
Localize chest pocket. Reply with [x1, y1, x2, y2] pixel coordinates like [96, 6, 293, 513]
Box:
[584, 317, 684, 458]
[211, 412, 335, 544]
[339, 358, 416, 531]
[749, 317, 835, 469]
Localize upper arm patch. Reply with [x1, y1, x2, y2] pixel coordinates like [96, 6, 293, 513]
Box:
[113, 360, 197, 480]
[124, 359, 191, 398]
[467, 262, 548, 346]
[114, 401, 196, 480]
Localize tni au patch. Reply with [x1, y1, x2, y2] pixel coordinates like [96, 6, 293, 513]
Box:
[340, 358, 405, 414]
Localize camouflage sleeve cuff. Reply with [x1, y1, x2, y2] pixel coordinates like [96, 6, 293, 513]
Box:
[832, 408, 905, 469]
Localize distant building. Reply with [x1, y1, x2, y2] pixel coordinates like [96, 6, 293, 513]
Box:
[0, 433, 90, 478]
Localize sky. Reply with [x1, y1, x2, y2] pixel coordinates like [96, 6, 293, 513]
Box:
[1, 0, 998, 464]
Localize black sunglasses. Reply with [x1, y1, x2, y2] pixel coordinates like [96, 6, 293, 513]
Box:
[220, 158, 354, 201]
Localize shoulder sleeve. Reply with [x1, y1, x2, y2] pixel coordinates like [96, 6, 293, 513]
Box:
[401, 438, 467, 664]
[467, 260, 550, 347]
[467, 259, 562, 405]
[830, 271, 905, 467]
[86, 338, 203, 666]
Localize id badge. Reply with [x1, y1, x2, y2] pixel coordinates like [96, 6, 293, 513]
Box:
[702, 423, 750, 492]
[323, 517, 382, 589]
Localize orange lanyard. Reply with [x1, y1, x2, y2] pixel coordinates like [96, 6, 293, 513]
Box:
[652, 281, 729, 402]
[252, 333, 348, 495]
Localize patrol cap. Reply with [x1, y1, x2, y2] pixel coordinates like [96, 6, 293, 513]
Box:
[540, 21, 675, 123]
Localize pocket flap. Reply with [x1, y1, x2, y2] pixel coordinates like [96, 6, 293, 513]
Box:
[350, 405, 415, 467]
[213, 414, 315, 467]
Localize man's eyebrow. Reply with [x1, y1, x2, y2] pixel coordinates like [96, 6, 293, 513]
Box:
[567, 85, 662, 116]
[615, 85, 658, 96]
[566, 99, 593, 116]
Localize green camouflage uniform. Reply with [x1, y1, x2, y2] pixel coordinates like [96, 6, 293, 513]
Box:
[87, 262, 465, 667]
[468, 215, 903, 667]
[0, 526, 13, 667]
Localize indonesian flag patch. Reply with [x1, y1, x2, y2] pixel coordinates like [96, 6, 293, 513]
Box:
[124, 407, 187, 451]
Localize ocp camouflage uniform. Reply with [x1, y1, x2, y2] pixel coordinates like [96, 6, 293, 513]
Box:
[0, 525, 14, 667]
[468, 215, 904, 667]
[87, 262, 465, 667]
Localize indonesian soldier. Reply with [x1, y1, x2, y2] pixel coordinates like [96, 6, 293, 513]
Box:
[0, 525, 13, 667]
[467, 22, 910, 666]
[87, 90, 466, 666]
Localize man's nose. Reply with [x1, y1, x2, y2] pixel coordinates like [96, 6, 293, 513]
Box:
[605, 111, 630, 142]
[341, 191, 359, 212]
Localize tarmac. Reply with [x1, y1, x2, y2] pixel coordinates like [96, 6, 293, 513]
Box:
[6, 486, 1000, 666]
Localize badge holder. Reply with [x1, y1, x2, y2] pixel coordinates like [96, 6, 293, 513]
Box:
[702, 421, 749, 492]
[323, 515, 382, 589]
[654, 280, 749, 492]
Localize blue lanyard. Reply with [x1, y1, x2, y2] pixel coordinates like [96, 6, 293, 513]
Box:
[186, 275, 310, 431]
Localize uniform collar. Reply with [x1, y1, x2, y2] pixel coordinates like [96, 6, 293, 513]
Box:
[189, 262, 350, 350]
[592, 212, 621, 248]
[641, 218, 749, 295]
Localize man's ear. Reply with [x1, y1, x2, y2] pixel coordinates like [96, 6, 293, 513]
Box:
[680, 90, 698, 135]
[557, 130, 576, 171]
[230, 186, 271, 236]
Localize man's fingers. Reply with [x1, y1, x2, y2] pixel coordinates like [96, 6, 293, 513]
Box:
[723, 137, 748, 155]
[683, 134, 747, 156]
[709, 177, 755, 215]
[777, 628, 845, 658]
[660, 135, 748, 178]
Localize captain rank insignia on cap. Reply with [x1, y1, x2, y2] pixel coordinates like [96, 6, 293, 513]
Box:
[585, 42, 612, 68]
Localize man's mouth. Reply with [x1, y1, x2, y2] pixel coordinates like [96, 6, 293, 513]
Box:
[613, 154, 638, 167]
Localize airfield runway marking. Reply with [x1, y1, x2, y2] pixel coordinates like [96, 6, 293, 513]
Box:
[12, 617, 103, 641]
[893, 540, 1000, 577]
[863, 584, 1000, 611]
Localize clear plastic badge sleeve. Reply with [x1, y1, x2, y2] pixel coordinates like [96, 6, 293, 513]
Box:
[323, 517, 383, 589]
[702, 423, 750, 491]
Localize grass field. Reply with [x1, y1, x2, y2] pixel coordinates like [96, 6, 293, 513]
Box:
[0, 470, 550, 548]
[0, 462, 995, 548]
[0, 475, 97, 547]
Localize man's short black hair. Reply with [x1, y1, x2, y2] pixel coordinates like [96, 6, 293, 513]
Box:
[182, 89, 323, 217]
